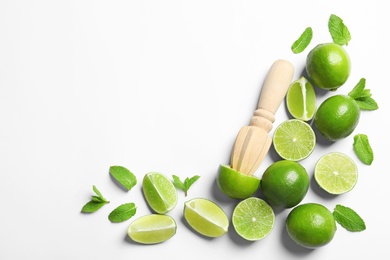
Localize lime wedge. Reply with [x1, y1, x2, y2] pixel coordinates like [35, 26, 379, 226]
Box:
[142, 172, 178, 214]
[232, 197, 275, 241]
[127, 214, 177, 244]
[286, 76, 316, 121]
[184, 198, 229, 238]
[314, 152, 358, 194]
[273, 119, 316, 161]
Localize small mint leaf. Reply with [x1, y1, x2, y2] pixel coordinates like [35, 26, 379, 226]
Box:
[348, 78, 366, 99]
[353, 134, 374, 165]
[355, 97, 379, 111]
[333, 204, 366, 232]
[109, 166, 137, 191]
[108, 203, 137, 223]
[328, 14, 351, 46]
[172, 175, 200, 196]
[81, 201, 108, 213]
[172, 175, 186, 190]
[93, 185, 103, 198]
[291, 27, 313, 54]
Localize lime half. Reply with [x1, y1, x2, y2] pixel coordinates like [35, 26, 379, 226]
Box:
[314, 152, 358, 194]
[142, 172, 178, 214]
[232, 197, 275, 241]
[127, 214, 177, 244]
[273, 119, 316, 161]
[184, 198, 229, 238]
[286, 76, 316, 121]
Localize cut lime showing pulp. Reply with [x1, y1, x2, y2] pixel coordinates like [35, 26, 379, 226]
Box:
[286, 76, 316, 121]
[273, 119, 316, 161]
[142, 172, 178, 214]
[314, 152, 358, 194]
[184, 198, 229, 238]
[232, 197, 275, 241]
[127, 214, 177, 244]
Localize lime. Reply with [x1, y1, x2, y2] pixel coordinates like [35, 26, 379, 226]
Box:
[217, 164, 260, 199]
[184, 198, 229, 238]
[142, 172, 178, 214]
[273, 119, 316, 161]
[314, 152, 358, 194]
[314, 94, 360, 141]
[260, 160, 309, 208]
[127, 214, 177, 244]
[232, 197, 275, 241]
[286, 203, 337, 248]
[306, 42, 351, 91]
[286, 76, 316, 121]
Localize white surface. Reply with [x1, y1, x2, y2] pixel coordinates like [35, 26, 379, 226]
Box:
[1, 1, 389, 259]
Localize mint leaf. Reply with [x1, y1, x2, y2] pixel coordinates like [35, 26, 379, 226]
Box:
[109, 166, 137, 191]
[172, 175, 200, 196]
[355, 97, 379, 111]
[291, 27, 313, 54]
[328, 14, 351, 46]
[353, 134, 374, 165]
[333, 204, 366, 232]
[348, 78, 379, 111]
[108, 203, 137, 223]
[81, 185, 109, 213]
[348, 78, 366, 99]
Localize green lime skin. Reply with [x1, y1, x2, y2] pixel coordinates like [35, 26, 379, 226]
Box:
[260, 160, 309, 208]
[314, 94, 360, 141]
[286, 203, 337, 249]
[217, 165, 260, 199]
[306, 43, 351, 91]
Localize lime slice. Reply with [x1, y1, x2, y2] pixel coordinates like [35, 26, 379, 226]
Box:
[142, 172, 178, 214]
[273, 119, 316, 161]
[314, 152, 358, 194]
[127, 214, 177, 244]
[232, 197, 275, 241]
[184, 198, 229, 238]
[286, 76, 316, 121]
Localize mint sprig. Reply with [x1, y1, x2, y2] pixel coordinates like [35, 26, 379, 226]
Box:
[81, 185, 110, 213]
[328, 14, 351, 46]
[108, 202, 137, 223]
[109, 165, 137, 191]
[291, 27, 313, 54]
[172, 175, 200, 196]
[353, 134, 374, 165]
[333, 204, 366, 232]
[348, 78, 379, 110]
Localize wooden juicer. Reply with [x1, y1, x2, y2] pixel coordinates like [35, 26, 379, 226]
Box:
[217, 59, 294, 199]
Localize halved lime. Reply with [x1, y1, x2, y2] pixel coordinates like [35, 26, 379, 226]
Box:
[217, 164, 260, 199]
[286, 76, 316, 121]
[314, 152, 358, 194]
[142, 172, 178, 214]
[273, 119, 316, 161]
[184, 198, 229, 238]
[232, 197, 275, 241]
[127, 214, 177, 244]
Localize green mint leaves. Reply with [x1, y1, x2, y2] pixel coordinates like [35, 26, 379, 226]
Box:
[172, 175, 200, 196]
[108, 202, 137, 223]
[329, 14, 351, 46]
[109, 165, 137, 191]
[81, 185, 110, 213]
[348, 78, 379, 110]
[291, 27, 313, 54]
[353, 134, 374, 165]
[333, 204, 366, 232]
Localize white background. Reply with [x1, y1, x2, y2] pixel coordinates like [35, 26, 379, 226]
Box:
[1, 1, 389, 259]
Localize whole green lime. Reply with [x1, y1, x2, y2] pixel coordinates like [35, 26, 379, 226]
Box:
[286, 203, 337, 248]
[314, 94, 360, 141]
[217, 165, 260, 199]
[260, 160, 309, 208]
[306, 43, 351, 91]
